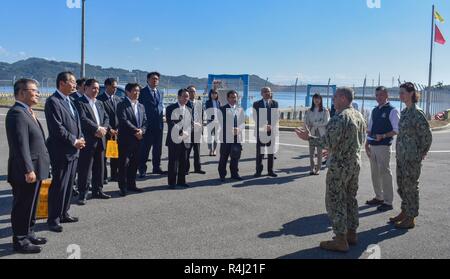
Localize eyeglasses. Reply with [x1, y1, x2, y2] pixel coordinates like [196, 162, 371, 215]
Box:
[23, 88, 40, 94]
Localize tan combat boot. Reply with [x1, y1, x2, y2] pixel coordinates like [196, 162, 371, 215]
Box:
[389, 211, 406, 223]
[347, 229, 358, 246]
[395, 217, 415, 229]
[320, 234, 350, 253]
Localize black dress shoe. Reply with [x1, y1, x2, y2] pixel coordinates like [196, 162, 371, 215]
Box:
[127, 187, 143, 193]
[138, 173, 147, 179]
[366, 198, 384, 206]
[61, 216, 79, 223]
[194, 170, 206, 174]
[219, 177, 226, 182]
[48, 224, 63, 233]
[231, 176, 243, 181]
[254, 172, 262, 178]
[177, 183, 190, 188]
[377, 203, 394, 212]
[92, 191, 111, 199]
[13, 243, 42, 254]
[153, 169, 167, 175]
[119, 188, 127, 197]
[29, 236, 47, 245]
[268, 172, 278, 178]
[77, 199, 87, 206]
[168, 185, 176, 190]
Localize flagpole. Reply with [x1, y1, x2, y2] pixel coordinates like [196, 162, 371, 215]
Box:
[426, 4, 435, 119]
[81, 0, 86, 78]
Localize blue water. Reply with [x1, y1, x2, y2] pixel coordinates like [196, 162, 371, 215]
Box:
[0, 86, 404, 111]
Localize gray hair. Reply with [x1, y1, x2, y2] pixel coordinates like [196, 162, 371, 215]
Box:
[261, 87, 272, 93]
[14, 78, 39, 97]
[336, 87, 354, 103]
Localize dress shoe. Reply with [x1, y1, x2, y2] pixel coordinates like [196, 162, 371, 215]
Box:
[29, 236, 47, 245]
[153, 169, 167, 175]
[77, 199, 87, 206]
[127, 187, 143, 193]
[366, 198, 384, 206]
[309, 171, 315, 176]
[177, 183, 190, 188]
[194, 170, 206, 174]
[219, 177, 226, 183]
[231, 176, 243, 181]
[13, 243, 41, 254]
[48, 224, 63, 233]
[61, 216, 79, 223]
[138, 173, 147, 179]
[268, 172, 278, 178]
[254, 172, 262, 178]
[119, 188, 127, 197]
[92, 191, 111, 199]
[377, 203, 393, 212]
[168, 185, 176, 190]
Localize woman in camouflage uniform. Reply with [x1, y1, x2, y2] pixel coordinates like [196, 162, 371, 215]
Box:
[390, 82, 432, 229]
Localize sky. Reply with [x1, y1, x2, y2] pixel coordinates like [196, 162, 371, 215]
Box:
[0, 0, 449, 86]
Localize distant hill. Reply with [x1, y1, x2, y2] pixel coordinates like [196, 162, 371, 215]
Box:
[0, 58, 304, 92]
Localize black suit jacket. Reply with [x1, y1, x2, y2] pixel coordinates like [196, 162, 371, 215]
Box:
[117, 98, 147, 146]
[253, 99, 279, 144]
[45, 91, 83, 163]
[74, 95, 110, 151]
[6, 103, 50, 184]
[219, 104, 245, 144]
[138, 86, 164, 131]
[97, 93, 121, 130]
[165, 103, 193, 148]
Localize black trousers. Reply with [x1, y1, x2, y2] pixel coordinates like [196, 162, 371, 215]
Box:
[218, 143, 242, 178]
[77, 143, 105, 198]
[168, 144, 187, 186]
[48, 159, 77, 226]
[186, 143, 201, 172]
[118, 142, 140, 190]
[139, 129, 163, 174]
[256, 142, 274, 173]
[11, 181, 41, 238]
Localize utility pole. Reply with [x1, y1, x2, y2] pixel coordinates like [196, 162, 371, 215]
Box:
[81, 0, 86, 78]
[426, 4, 436, 119]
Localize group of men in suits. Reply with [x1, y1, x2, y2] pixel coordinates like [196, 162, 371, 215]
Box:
[6, 70, 280, 254]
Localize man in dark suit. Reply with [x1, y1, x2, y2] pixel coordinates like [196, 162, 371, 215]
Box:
[6, 79, 50, 254]
[218, 90, 246, 182]
[70, 78, 86, 101]
[166, 89, 192, 189]
[138, 72, 166, 177]
[253, 87, 279, 178]
[97, 78, 121, 182]
[74, 79, 111, 205]
[186, 85, 206, 174]
[117, 83, 147, 197]
[45, 72, 85, 233]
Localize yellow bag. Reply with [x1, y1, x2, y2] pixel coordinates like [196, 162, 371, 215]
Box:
[36, 179, 52, 220]
[106, 137, 119, 159]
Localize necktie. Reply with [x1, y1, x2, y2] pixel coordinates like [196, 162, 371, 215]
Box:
[66, 98, 75, 117]
[29, 108, 38, 123]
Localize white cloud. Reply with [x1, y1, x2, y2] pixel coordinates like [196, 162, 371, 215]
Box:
[132, 37, 142, 43]
[0, 46, 9, 56]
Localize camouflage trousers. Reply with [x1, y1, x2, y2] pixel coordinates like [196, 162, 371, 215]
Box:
[325, 163, 360, 235]
[396, 160, 421, 218]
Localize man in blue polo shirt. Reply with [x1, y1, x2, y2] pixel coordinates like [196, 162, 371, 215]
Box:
[365, 86, 400, 212]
